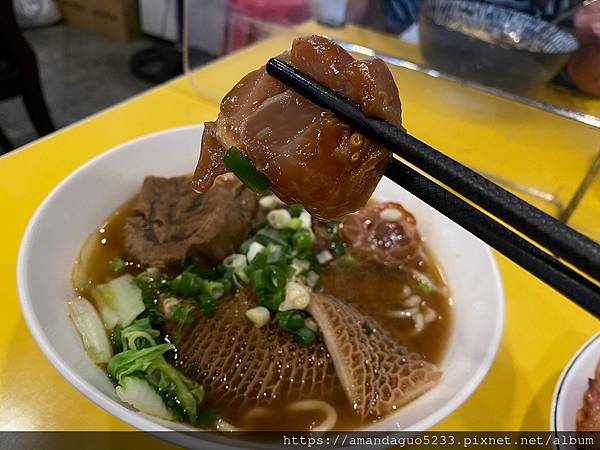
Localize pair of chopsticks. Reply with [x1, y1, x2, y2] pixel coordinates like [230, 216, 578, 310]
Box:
[265, 58, 600, 317]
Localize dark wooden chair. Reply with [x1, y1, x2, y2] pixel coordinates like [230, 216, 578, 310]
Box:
[0, 0, 55, 154]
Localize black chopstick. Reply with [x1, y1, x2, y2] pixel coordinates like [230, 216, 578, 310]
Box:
[266, 58, 600, 281]
[386, 158, 600, 316]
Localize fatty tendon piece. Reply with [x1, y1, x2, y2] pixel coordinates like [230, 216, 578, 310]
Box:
[193, 35, 402, 220]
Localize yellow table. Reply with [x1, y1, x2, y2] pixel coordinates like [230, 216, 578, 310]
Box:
[1, 24, 599, 437]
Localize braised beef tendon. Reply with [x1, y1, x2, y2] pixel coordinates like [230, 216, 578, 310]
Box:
[193, 35, 402, 220]
[340, 202, 420, 268]
[124, 174, 257, 269]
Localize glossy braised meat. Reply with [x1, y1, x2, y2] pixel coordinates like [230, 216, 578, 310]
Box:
[577, 360, 600, 431]
[124, 174, 257, 269]
[192, 35, 402, 220]
[339, 202, 420, 268]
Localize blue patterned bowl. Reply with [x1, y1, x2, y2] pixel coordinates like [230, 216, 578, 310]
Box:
[419, 0, 579, 90]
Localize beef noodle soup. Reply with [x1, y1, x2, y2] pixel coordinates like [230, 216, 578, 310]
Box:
[70, 174, 452, 431]
[67, 35, 452, 432]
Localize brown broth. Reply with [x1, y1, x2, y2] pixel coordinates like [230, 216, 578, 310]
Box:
[73, 197, 452, 431]
[319, 250, 451, 364]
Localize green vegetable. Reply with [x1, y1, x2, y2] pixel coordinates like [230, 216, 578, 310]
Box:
[108, 257, 126, 272]
[276, 310, 305, 331]
[289, 204, 304, 217]
[238, 238, 254, 255]
[170, 271, 203, 297]
[198, 294, 215, 316]
[362, 322, 374, 336]
[223, 146, 271, 193]
[171, 304, 195, 327]
[203, 280, 224, 299]
[135, 269, 171, 330]
[338, 253, 355, 268]
[108, 343, 205, 423]
[116, 376, 174, 420]
[292, 230, 313, 252]
[111, 325, 124, 353]
[264, 265, 286, 292]
[120, 318, 160, 351]
[91, 274, 145, 329]
[419, 281, 433, 294]
[324, 221, 346, 256]
[287, 218, 302, 229]
[68, 297, 113, 364]
[255, 127, 271, 140]
[193, 267, 218, 281]
[254, 228, 288, 247]
[293, 327, 316, 347]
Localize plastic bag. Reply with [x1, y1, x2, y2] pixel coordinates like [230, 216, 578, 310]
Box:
[13, 0, 62, 28]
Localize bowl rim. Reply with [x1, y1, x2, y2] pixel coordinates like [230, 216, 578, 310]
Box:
[420, 0, 579, 56]
[16, 125, 505, 434]
[550, 331, 600, 437]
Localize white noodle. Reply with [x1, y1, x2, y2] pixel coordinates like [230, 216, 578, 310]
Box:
[242, 406, 272, 423]
[413, 313, 425, 333]
[423, 306, 438, 324]
[403, 295, 421, 308]
[387, 307, 418, 318]
[287, 400, 337, 432]
[401, 285, 412, 298]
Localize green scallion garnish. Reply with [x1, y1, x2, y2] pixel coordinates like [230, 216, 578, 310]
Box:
[108, 257, 125, 272]
[223, 146, 271, 193]
[255, 127, 271, 140]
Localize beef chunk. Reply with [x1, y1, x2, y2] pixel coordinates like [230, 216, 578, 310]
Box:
[124, 173, 257, 269]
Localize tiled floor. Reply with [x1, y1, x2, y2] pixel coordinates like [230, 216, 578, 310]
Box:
[0, 24, 156, 148]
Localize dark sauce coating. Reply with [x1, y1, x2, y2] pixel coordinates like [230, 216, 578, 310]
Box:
[193, 35, 402, 220]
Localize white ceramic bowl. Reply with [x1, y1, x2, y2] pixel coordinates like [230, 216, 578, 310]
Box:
[551, 332, 600, 442]
[17, 125, 504, 447]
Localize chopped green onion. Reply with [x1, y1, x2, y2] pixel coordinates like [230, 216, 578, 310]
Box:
[362, 322, 374, 336]
[254, 228, 288, 247]
[266, 247, 286, 265]
[250, 269, 265, 291]
[419, 281, 433, 294]
[276, 310, 305, 331]
[255, 127, 271, 140]
[293, 327, 316, 347]
[292, 230, 313, 252]
[223, 146, 271, 193]
[198, 294, 215, 316]
[108, 257, 126, 272]
[287, 218, 302, 229]
[223, 254, 247, 270]
[247, 242, 265, 262]
[170, 271, 203, 296]
[239, 238, 254, 255]
[203, 280, 225, 299]
[193, 267, 218, 280]
[338, 253, 355, 268]
[264, 265, 286, 292]
[172, 303, 195, 326]
[267, 209, 292, 229]
[289, 204, 304, 217]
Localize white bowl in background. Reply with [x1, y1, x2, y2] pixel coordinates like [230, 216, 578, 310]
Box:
[17, 125, 504, 448]
[551, 332, 600, 444]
